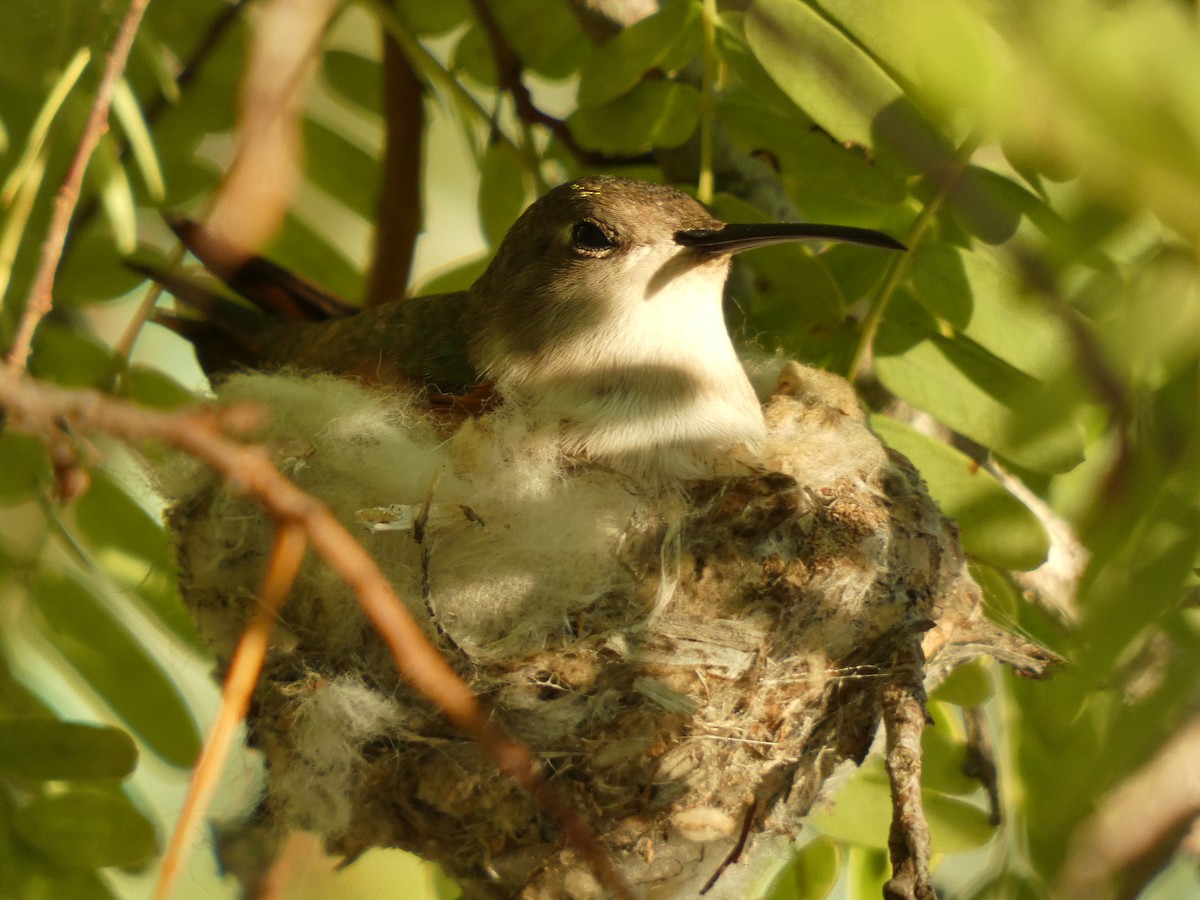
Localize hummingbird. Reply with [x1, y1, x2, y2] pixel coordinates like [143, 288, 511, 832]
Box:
[147, 175, 903, 481]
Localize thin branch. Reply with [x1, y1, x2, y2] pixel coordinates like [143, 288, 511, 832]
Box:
[882, 639, 934, 900]
[846, 131, 982, 384]
[364, 22, 424, 307]
[6, 0, 153, 374]
[68, 0, 252, 243]
[153, 522, 307, 900]
[467, 0, 651, 168]
[0, 370, 630, 900]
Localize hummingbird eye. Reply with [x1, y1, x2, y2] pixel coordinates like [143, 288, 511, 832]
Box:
[570, 220, 616, 255]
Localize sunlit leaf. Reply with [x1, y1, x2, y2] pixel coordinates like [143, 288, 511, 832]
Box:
[31, 570, 200, 767]
[28, 323, 115, 387]
[304, 117, 380, 219]
[569, 81, 700, 154]
[0, 719, 136, 781]
[1, 47, 90, 204]
[874, 323, 1085, 474]
[323, 49, 381, 116]
[478, 142, 531, 248]
[764, 835, 840, 900]
[450, 25, 496, 86]
[393, 0, 470, 35]
[111, 77, 165, 201]
[920, 701, 978, 796]
[931, 658, 994, 708]
[0, 431, 52, 505]
[745, 0, 899, 147]
[577, 1, 700, 108]
[720, 99, 908, 207]
[72, 469, 200, 645]
[12, 790, 156, 868]
[491, 0, 589, 80]
[123, 364, 197, 410]
[814, 764, 995, 853]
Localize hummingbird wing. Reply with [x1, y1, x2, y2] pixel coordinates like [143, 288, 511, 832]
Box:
[138, 217, 481, 394]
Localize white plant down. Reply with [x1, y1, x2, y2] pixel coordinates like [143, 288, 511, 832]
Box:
[158, 359, 1050, 898]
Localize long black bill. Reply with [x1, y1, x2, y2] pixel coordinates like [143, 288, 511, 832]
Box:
[676, 222, 906, 253]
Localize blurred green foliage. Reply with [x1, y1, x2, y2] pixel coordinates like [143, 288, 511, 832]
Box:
[1, 0, 1198, 897]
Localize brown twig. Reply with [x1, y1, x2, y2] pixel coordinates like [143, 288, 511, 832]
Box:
[962, 707, 1001, 827]
[882, 639, 934, 900]
[68, 0, 252, 245]
[5, 0, 152, 374]
[364, 22, 424, 307]
[154, 522, 307, 900]
[467, 0, 651, 168]
[0, 370, 629, 899]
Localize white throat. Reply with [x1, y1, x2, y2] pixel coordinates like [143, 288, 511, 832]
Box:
[495, 247, 766, 480]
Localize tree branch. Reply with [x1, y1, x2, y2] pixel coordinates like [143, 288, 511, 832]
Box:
[467, 0, 651, 168]
[5, 0, 152, 374]
[0, 370, 630, 900]
[364, 22, 424, 307]
[154, 522, 307, 900]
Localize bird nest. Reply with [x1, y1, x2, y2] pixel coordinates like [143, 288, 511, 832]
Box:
[159, 361, 1053, 898]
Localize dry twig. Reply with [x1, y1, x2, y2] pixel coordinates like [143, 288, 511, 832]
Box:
[6, 0, 152, 374]
[882, 639, 934, 900]
[467, 0, 651, 168]
[153, 523, 307, 900]
[364, 27, 424, 307]
[0, 370, 630, 899]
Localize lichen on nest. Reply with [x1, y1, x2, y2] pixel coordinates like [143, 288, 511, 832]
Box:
[159, 360, 1053, 899]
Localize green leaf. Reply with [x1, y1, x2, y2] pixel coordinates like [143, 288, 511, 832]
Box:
[846, 846, 889, 900]
[478, 142, 531, 248]
[123, 364, 196, 410]
[110, 78, 165, 202]
[874, 326, 1086, 474]
[268, 213, 364, 303]
[0, 719, 137, 781]
[764, 835, 840, 900]
[745, 0, 900, 147]
[870, 415, 1050, 569]
[931, 658, 994, 708]
[577, 2, 700, 108]
[491, 0, 589, 80]
[303, 117, 380, 220]
[814, 764, 995, 853]
[13, 790, 156, 868]
[31, 570, 200, 767]
[0, 46, 90, 204]
[568, 81, 700, 154]
[27, 323, 115, 387]
[910, 243, 1071, 381]
[393, 0, 469, 35]
[720, 99, 908, 207]
[72, 469, 200, 645]
[920, 701, 978, 796]
[0, 431, 52, 505]
[450, 25, 496, 86]
[56, 231, 156, 306]
[323, 50, 381, 116]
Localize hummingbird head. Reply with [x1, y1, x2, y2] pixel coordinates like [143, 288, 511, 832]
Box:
[468, 175, 902, 480]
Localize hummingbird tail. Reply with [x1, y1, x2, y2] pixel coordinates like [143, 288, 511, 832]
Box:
[162, 214, 358, 322]
[132, 215, 360, 376]
[128, 260, 272, 375]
